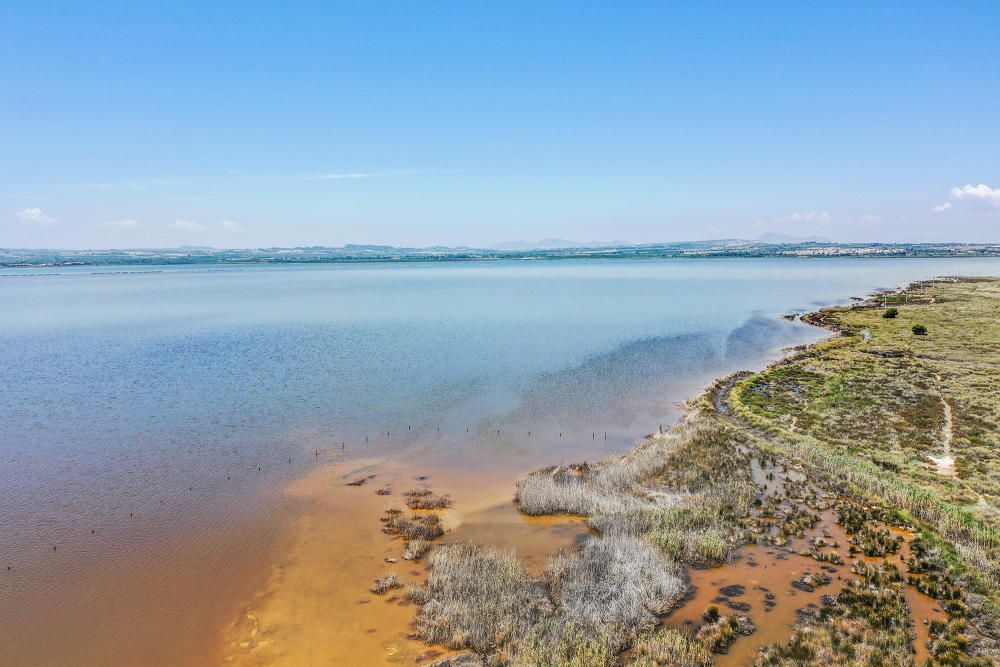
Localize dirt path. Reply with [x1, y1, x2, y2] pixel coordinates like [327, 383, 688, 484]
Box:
[928, 373, 957, 477]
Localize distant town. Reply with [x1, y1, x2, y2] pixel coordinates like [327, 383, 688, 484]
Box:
[2, 239, 999, 268]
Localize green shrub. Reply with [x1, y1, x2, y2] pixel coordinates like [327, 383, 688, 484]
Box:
[912, 323, 928, 335]
[882, 307, 898, 318]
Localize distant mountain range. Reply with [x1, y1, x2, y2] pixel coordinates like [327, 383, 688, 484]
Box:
[491, 234, 834, 249]
[2, 239, 998, 267]
[756, 233, 833, 244]
[490, 238, 633, 251]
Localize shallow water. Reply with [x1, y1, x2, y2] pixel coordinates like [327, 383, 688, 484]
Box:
[2, 257, 998, 664]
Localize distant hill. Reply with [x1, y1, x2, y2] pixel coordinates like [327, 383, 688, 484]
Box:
[2, 240, 998, 267]
[491, 238, 631, 251]
[758, 233, 832, 244]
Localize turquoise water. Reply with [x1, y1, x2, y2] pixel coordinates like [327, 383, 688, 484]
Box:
[1, 256, 999, 662]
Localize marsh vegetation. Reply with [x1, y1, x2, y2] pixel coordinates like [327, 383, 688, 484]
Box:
[356, 277, 1000, 665]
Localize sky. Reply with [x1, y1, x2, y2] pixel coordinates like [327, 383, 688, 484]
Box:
[2, 1, 999, 249]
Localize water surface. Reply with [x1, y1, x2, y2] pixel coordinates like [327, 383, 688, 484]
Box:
[2, 257, 998, 664]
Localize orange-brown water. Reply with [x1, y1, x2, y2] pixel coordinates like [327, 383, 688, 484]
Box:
[215, 445, 951, 666]
[1, 492, 292, 666]
[665, 545, 836, 665]
[664, 490, 946, 665]
[4, 432, 948, 666]
[220, 456, 591, 665]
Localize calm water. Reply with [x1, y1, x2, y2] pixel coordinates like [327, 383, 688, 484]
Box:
[2, 256, 999, 664]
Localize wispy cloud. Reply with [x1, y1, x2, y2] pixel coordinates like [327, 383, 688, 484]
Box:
[170, 219, 205, 232]
[753, 210, 834, 235]
[78, 177, 187, 192]
[16, 207, 57, 227]
[757, 210, 832, 228]
[219, 219, 244, 232]
[933, 183, 1000, 213]
[305, 172, 380, 181]
[299, 168, 466, 181]
[778, 210, 833, 225]
[98, 218, 141, 229]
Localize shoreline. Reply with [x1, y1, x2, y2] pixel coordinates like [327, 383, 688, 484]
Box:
[216, 311, 833, 664]
[188, 273, 994, 665]
[366, 275, 1000, 665]
[5, 253, 1000, 275]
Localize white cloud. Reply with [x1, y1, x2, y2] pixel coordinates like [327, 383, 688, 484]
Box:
[951, 183, 1000, 205]
[219, 219, 244, 232]
[16, 207, 57, 227]
[99, 218, 140, 229]
[170, 219, 205, 232]
[934, 183, 1000, 212]
[775, 210, 833, 225]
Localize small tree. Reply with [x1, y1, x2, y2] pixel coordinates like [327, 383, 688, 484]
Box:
[912, 324, 928, 336]
[883, 307, 898, 319]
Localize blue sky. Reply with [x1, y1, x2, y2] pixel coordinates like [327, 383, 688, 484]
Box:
[2, 1, 998, 248]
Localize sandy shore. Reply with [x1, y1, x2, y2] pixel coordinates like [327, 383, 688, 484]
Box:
[221, 456, 590, 665]
[218, 355, 827, 664]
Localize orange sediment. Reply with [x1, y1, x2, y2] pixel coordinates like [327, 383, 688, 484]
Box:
[221, 456, 588, 665]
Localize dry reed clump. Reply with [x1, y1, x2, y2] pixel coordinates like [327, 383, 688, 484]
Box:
[405, 490, 453, 510]
[631, 628, 713, 667]
[515, 421, 751, 520]
[694, 608, 755, 654]
[592, 503, 738, 568]
[370, 571, 402, 594]
[404, 538, 432, 560]
[515, 421, 755, 569]
[406, 584, 431, 604]
[507, 619, 618, 667]
[514, 470, 612, 516]
[424, 653, 484, 667]
[416, 543, 551, 654]
[546, 535, 687, 633]
[416, 420, 754, 663]
[381, 507, 445, 541]
[649, 527, 731, 567]
[415, 535, 687, 664]
[514, 428, 691, 516]
[585, 477, 755, 567]
[644, 483, 756, 566]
